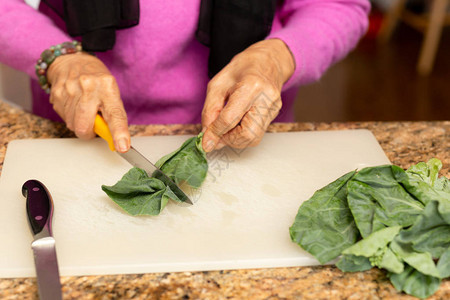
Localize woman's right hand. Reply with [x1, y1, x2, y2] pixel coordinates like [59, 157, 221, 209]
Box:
[46, 52, 130, 153]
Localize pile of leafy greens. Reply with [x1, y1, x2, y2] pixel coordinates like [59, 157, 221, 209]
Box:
[290, 158, 450, 299]
[102, 133, 208, 216]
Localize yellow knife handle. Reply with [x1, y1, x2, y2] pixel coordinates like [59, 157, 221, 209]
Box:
[94, 114, 116, 151]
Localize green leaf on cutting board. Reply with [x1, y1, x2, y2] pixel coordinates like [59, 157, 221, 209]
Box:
[102, 133, 208, 215]
[101, 167, 178, 215]
[289, 170, 359, 264]
[155, 132, 208, 188]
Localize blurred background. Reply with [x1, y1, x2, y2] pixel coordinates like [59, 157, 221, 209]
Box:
[294, 0, 450, 121]
[1, 0, 449, 122]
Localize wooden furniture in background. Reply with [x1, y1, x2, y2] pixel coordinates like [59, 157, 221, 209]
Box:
[378, 0, 450, 76]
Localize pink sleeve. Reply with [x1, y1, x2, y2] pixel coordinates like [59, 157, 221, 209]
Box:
[267, 0, 370, 90]
[0, 0, 72, 79]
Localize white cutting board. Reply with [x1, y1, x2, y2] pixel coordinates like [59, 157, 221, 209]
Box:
[0, 130, 390, 278]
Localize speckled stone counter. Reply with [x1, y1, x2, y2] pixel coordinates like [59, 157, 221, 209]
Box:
[1, 100, 449, 299]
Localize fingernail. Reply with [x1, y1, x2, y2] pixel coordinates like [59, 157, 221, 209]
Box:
[118, 138, 129, 153]
[204, 139, 215, 152]
[201, 126, 207, 133]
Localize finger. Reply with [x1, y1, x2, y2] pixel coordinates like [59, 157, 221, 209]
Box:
[49, 83, 67, 121]
[61, 74, 96, 139]
[203, 76, 262, 152]
[220, 92, 282, 149]
[73, 94, 99, 140]
[219, 113, 265, 149]
[49, 68, 73, 124]
[97, 76, 130, 153]
[63, 80, 82, 132]
[201, 91, 226, 132]
[201, 74, 234, 129]
[237, 88, 281, 134]
[102, 103, 129, 153]
[63, 95, 77, 132]
[201, 76, 233, 151]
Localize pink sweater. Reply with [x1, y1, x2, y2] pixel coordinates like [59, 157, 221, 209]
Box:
[0, 0, 370, 124]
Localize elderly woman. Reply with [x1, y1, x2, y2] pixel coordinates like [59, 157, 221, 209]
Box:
[0, 0, 370, 153]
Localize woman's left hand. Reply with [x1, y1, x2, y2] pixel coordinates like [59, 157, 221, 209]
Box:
[201, 39, 295, 152]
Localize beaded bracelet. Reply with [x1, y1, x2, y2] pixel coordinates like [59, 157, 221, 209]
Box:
[35, 41, 83, 93]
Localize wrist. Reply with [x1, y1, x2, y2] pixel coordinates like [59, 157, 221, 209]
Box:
[35, 41, 84, 93]
[268, 38, 295, 84]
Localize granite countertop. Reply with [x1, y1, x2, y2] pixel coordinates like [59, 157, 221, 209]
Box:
[0, 100, 449, 299]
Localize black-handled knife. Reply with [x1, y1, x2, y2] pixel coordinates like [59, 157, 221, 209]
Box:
[22, 180, 62, 300]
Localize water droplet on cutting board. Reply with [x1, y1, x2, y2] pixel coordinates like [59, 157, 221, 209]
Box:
[217, 191, 239, 206]
[261, 184, 280, 197]
[221, 209, 238, 224]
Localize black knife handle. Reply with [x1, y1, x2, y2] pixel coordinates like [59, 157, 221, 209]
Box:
[22, 180, 54, 236]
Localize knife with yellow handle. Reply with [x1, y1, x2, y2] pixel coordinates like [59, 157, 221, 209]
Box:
[94, 114, 193, 205]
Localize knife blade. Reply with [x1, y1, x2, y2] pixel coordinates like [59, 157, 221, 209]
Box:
[94, 114, 192, 205]
[22, 180, 62, 300]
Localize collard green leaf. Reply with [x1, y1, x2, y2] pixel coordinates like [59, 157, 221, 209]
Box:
[345, 180, 386, 237]
[396, 201, 450, 259]
[341, 226, 404, 274]
[390, 239, 441, 278]
[291, 159, 449, 299]
[289, 170, 358, 264]
[437, 248, 450, 278]
[338, 247, 404, 274]
[342, 225, 401, 257]
[155, 133, 208, 188]
[389, 265, 413, 292]
[388, 265, 441, 299]
[347, 165, 424, 238]
[402, 159, 450, 213]
[438, 198, 450, 224]
[395, 165, 449, 207]
[101, 167, 176, 215]
[406, 158, 442, 187]
[435, 176, 450, 193]
[102, 133, 209, 216]
[102, 167, 166, 194]
[336, 254, 372, 272]
[378, 247, 404, 274]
